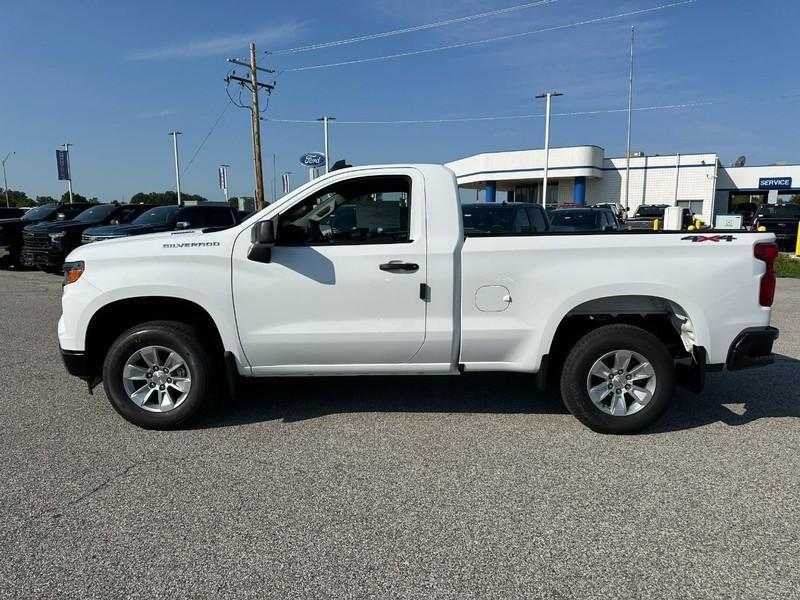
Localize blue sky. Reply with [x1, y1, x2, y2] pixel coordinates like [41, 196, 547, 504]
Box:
[1, 0, 798, 202]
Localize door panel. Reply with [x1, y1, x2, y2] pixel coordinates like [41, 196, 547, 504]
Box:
[232, 169, 427, 369]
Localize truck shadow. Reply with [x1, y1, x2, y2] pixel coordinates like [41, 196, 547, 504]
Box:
[194, 354, 800, 433]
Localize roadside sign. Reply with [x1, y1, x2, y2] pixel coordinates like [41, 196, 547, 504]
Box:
[56, 150, 71, 181]
[300, 152, 326, 168]
[758, 177, 792, 189]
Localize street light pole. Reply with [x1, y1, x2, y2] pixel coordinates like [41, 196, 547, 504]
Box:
[63, 143, 74, 204]
[624, 26, 635, 210]
[317, 116, 336, 174]
[535, 92, 563, 207]
[2, 151, 14, 208]
[169, 131, 182, 205]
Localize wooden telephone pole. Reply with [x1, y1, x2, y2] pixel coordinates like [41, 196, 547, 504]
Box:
[226, 43, 275, 210]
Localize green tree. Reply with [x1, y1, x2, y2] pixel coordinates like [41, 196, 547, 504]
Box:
[35, 195, 57, 206]
[129, 191, 209, 205]
[0, 188, 31, 207]
[60, 192, 88, 204]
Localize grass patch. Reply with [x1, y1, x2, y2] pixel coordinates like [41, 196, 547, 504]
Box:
[776, 254, 800, 278]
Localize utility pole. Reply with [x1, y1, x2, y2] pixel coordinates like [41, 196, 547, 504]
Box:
[64, 143, 74, 204]
[2, 151, 13, 207]
[624, 26, 635, 210]
[317, 116, 336, 174]
[169, 131, 182, 205]
[226, 43, 275, 210]
[535, 92, 563, 207]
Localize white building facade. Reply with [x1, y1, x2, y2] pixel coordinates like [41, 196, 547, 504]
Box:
[446, 146, 800, 224]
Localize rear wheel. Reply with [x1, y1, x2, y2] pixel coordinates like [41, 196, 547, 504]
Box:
[102, 321, 215, 429]
[559, 324, 674, 434]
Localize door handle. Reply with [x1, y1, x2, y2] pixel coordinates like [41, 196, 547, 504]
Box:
[379, 261, 419, 273]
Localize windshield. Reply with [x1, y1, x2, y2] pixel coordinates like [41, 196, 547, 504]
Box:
[461, 206, 513, 232]
[634, 206, 665, 217]
[549, 210, 601, 229]
[21, 204, 58, 221]
[756, 204, 800, 218]
[74, 204, 117, 224]
[131, 206, 181, 226]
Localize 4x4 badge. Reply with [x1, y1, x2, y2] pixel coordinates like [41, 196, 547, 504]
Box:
[681, 235, 736, 243]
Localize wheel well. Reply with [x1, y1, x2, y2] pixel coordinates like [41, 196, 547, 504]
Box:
[545, 296, 693, 385]
[84, 297, 225, 377]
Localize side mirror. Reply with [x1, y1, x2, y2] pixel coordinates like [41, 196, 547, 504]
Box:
[248, 220, 275, 263]
[175, 221, 191, 230]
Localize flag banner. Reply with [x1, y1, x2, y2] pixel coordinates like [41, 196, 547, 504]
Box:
[219, 167, 227, 190]
[56, 150, 71, 181]
[282, 172, 290, 194]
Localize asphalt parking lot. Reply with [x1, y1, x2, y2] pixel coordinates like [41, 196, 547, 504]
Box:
[0, 270, 798, 599]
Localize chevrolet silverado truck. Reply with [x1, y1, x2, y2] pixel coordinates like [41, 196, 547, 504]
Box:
[0, 202, 91, 268]
[58, 165, 780, 433]
[752, 203, 800, 251]
[21, 203, 150, 272]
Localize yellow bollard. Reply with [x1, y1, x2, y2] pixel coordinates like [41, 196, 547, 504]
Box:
[653, 218, 660, 231]
[758, 226, 767, 232]
[796, 221, 800, 256]
[694, 218, 702, 230]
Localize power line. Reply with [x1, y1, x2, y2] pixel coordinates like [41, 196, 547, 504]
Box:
[270, 0, 560, 55]
[284, 0, 697, 72]
[181, 99, 233, 176]
[263, 92, 800, 125]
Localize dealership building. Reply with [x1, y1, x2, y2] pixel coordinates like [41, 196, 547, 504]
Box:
[446, 146, 800, 224]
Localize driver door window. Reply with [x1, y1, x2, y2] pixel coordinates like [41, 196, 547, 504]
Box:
[276, 176, 411, 245]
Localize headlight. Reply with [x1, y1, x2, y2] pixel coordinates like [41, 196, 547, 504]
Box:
[63, 261, 85, 285]
[49, 231, 67, 240]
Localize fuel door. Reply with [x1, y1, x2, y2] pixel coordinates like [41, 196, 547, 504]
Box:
[475, 285, 512, 312]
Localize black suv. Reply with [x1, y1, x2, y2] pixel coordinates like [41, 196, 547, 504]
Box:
[21, 203, 150, 272]
[461, 202, 550, 235]
[0, 203, 91, 268]
[81, 204, 240, 244]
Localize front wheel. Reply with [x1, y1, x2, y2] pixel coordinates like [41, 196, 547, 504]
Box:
[102, 321, 214, 429]
[559, 324, 675, 434]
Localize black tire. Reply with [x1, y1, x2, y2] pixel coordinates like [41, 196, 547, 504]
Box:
[102, 320, 216, 429]
[559, 324, 674, 434]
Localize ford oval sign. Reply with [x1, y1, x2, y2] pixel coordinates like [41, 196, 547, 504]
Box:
[300, 152, 326, 168]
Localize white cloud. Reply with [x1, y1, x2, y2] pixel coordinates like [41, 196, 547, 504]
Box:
[129, 22, 306, 60]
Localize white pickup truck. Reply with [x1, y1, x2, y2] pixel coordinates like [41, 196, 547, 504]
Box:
[58, 164, 780, 433]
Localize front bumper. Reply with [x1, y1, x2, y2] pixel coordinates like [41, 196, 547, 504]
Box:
[726, 327, 779, 370]
[20, 247, 65, 268]
[60, 347, 93, 379]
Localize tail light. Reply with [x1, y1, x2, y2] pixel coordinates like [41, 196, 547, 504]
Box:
[754, 242, 778, 307]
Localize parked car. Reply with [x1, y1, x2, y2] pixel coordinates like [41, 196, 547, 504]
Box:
[0, 207, 27, 219]
[20, 203, 150, 272]
[59, 164, 779, 434]
[81, 204, 240, 244]
[548, 207, 621, 232]
[0, 202, 91, 268]
[461, 202, 549, 235]
[752, 203, 800, 251]
[626, 204, 693, 230]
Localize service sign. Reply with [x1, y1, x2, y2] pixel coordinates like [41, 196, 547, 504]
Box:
[300, 152, 326, 168]
[758, 177, 792, 189]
